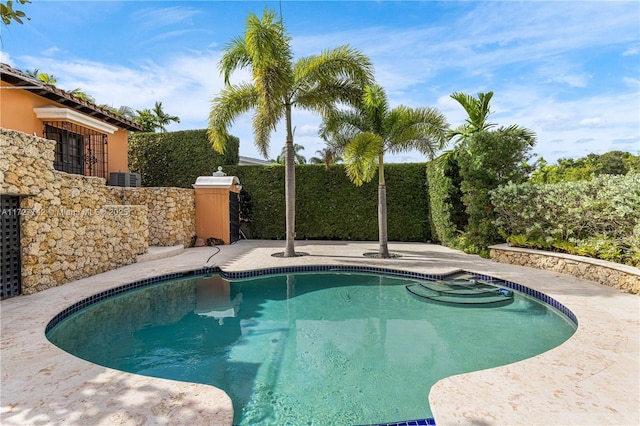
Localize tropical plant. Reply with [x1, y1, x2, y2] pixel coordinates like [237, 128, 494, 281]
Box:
[1, 0, 29, 26]
[275, 143, 306, 164]
[208, 7, 373, 257]
[530, 151, 640, 184]
[134, 101, 180, 132]
[309, 147, 342, 169]
[152, 101, 180, 132]
[321, 84, 449, 257]
[134, 109, 157, 132]
[448, 91, 496, 143]
[448, 91, 536, 254]
[69, 88, 96, 103]
[25, 68, 57, 84]
[116, 105, 136, 120]
[491, 173, 640, 266]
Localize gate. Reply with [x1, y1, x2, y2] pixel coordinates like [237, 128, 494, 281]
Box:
[1, 195, 22, 299]
[229, 192, 240, 244]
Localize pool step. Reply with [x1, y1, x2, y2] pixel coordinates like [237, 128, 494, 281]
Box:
[417, 281, 504, 297]
[406, 280, 514, 307]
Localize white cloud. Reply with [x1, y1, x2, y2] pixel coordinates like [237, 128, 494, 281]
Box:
[0, 51, 13, 65]
[41, 47, 60, 57]
[579, 117, 604, 127]
[133, 6, 201, 28]
[7, 0, 637, 166]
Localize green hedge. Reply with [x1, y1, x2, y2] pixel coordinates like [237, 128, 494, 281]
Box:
[426, 154, 466, 245]
[491, 173, 640, 266]
[129, 130, 239, 187]
[224, 163, 431, 241]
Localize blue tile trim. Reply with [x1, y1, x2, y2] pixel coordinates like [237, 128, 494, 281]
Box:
[359, 418, 436, 426]
[44, 267, 222, 334]
[45, 265, 578, 335]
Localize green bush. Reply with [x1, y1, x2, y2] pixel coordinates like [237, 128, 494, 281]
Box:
[224, 163, 431, 241]
[491, 173, 640, 266]
[530, 151, 640, 184]
[456, 130, 534, 252]
[426, 153, 466, 245]
[129, 129, 239, 187]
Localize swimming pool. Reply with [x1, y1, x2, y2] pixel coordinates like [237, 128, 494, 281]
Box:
[46, 267, 577, 425]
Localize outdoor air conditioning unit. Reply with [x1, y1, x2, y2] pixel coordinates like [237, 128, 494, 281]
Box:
[109, 172, 141, 187]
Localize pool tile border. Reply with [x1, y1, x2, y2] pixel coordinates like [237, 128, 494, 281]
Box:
[45, 264, 577, 334]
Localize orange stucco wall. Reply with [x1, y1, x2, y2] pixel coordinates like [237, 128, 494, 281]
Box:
[194, 187, 241, 244]
[0, 81, 130, 173]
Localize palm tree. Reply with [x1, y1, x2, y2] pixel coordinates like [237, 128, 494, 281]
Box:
[152, 101, 180, 132]
[26, 68, 57, 85]
[276, 143, 306, 164]
[115, 105, 136, 120]
[69, 88, 95, 103]
[321, 84, 449, 258]
[309, 147, 341, 169]
[448, 91, 495, 146]
[450, 91, 535, 148]
[208, 8, 373, 257]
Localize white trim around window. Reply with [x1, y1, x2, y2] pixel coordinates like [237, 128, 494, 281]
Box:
[33, 106, 118, 135]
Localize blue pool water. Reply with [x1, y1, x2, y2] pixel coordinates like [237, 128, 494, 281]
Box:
[47, 271, 576, 425]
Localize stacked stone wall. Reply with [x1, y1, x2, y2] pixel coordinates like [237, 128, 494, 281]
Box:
[2, 128, 149, 294]
[108, 187, 195, 247]
[1, 128, 199, 294]
[490, 244, 640, 294]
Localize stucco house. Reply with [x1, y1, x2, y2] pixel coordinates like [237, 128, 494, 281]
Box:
[0, 63, 143, 179]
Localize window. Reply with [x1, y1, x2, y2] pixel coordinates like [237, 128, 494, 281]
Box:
[44, 122, 109, 178]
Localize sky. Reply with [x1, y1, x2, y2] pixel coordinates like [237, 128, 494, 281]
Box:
[1, 0, 639, 164]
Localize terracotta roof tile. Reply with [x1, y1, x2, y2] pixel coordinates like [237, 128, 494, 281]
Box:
[1, 63, 144, 132]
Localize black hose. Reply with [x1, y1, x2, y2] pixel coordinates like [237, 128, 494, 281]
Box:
[206, 246, 221, 264]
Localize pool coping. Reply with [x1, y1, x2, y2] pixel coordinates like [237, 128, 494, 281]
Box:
[2, 241, 639, 425]
[44, 265, 578, 335]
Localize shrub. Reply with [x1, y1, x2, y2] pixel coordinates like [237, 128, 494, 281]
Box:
[129, 130, 239, 187]
[426, 152, 467, 245]
[491, 173, 640, 266]
[456, 130, 534, 251]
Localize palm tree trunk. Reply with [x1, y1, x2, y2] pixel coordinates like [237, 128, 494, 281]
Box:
[378, 153, 390, 258]
[283, 103, 296, 257]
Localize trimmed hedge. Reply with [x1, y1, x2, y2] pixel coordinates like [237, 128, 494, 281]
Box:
[224, 163, 431, 241]
[426, 154, 466, 245]
[129, 130, 239, 188]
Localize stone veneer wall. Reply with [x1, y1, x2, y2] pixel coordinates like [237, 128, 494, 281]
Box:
[108, 187, 195, 247]
[1, 128, 194, 295]
[490, 244, 640, 294]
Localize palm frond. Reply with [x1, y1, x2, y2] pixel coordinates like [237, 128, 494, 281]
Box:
[497, 124, 537, 146]
[208, 83, 259, 153]
[252, 105, 284, 158]
[320, 109, 366, 140]
[245, 9, 293, 92]
[219, 36, 251, 84]
[292, 45, 373, 109]
[343, 132, 382, 186]
[294, 45, 373, 88]
[383, 106, 450, 159]
[450, 91, 496, 133]
[362, 84, 389, 135]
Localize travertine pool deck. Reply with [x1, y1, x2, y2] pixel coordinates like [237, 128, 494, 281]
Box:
[1, 241, 639, 425]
